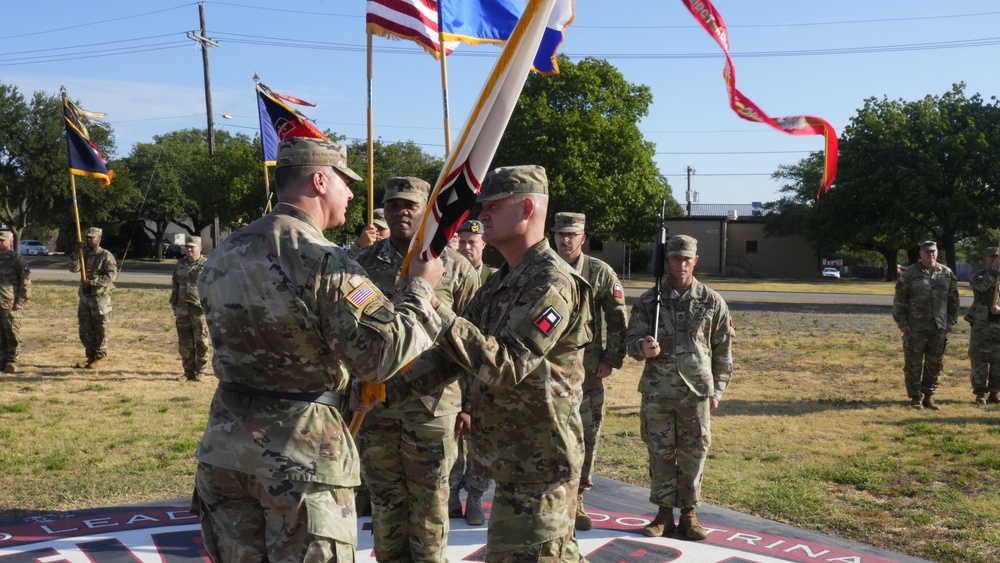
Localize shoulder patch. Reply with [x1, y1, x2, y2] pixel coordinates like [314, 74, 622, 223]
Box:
[533, 306, 563, 336]
[346, 282, 378, 309]
[613, 283, 623, 298]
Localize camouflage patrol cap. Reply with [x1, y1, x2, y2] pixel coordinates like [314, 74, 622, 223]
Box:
[372, 207, 388, 230]
[0, 231, 12, 242]
[185, 235, 202, 247]
[666, 235, 698, 258]
[85, 227, 102, 238]
[985, 247, 999, 257]
[919, 240, 938, 252]
[477, 165, 548, 202]
[275, 137, 363, 183]
[458, 219, 483, 234]
[551, 212, 585, 234]
[383, 177, 430, 204]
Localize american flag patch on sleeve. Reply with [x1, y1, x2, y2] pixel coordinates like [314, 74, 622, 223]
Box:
[346, 282, 378, 309]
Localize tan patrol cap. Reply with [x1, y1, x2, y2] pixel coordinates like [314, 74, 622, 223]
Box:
[186, 236, 202, 247]
[477, 165, 548, 202]
[667, 235, 698, 258]
[0, 231, 12, 242]
[551, 212, 585, 234]
[919, 240, 937, 251]
[383, 177, 430, 204]
[985, 247, 999, 257]
[372, 208, 388, 230]
[275, 137, 362, 183]
[86, 227, 102, 238]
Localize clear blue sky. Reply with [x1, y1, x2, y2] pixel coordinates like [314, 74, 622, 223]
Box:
[4, 1, 998, 205]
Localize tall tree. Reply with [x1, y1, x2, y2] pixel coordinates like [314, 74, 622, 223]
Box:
[492, 55, 680, 245]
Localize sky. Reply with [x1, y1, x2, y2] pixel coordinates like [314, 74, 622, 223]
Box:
[4, 1, 999, 206]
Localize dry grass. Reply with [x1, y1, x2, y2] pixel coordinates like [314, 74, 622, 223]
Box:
[2, 276, 997, 562]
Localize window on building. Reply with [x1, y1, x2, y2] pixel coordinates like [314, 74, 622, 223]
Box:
[746, 240, 758, 254]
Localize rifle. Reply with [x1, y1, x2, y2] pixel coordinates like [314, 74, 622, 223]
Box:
[652, 198, 667, 339]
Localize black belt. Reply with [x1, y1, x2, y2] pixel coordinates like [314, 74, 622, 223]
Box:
[219, 381, 344, 408]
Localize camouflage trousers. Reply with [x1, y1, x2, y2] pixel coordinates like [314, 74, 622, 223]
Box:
[968, 321, 1000, 394]
[0, 308, 22, 365]
[641, 386, 712, 509]
[78, 294, 111, 361]
[191, 462, 356, 562]
[578, 386, 606, 492]
[449, 434, 491, 495]
[486, 478, 582, 562]
[902, 329, 948, 399]
[175, 309, 210, 376]
[358, 413, 457, 563]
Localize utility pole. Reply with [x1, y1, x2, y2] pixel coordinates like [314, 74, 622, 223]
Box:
[187, 2, 221, 246]
[685, 166, 697, 217]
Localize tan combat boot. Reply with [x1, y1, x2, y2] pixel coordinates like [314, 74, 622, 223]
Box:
[448, 488, 464, 518]
[575, 493, 592, 531]
[86, 358, 104, 370]
[989, 392, 1000, 405]
[909, 397, 922, 410]
[976, 392, 987, 405]
[74, 357, 92, 369]
[3, 362, 16, 374]
[679, 507, 708, 540]
[642, 506, 675, 537]
[922, 394, 940, 410]
[465, 492, 485, 526]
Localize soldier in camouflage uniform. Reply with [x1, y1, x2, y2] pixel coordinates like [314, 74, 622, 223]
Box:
[354, 176, 479, 562]
[893, 240, 959, 410]
[965, 246, 1000, 405]
[626, 235, 734, 541]
[170, 235, 210, 382]
[551, 212, 627, 531]
[68, 227, 117, 370]
[190, 137, 450, 562]
[449, 218, 496, 525]
[393, 165, 594, 561]
[0, 231, 30, 374]
[351, 207, 390, 255]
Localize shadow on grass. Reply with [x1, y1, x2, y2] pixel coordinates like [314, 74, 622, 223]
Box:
[729, 302, 893, 315]
[609, 399, 1000, 419]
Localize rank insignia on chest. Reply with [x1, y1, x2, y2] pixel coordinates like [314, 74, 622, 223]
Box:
[533, 306, 563, 336]
[613, 283, 623, 299]
[346, 282, 378, 309]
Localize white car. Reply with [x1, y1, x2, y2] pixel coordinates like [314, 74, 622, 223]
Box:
[822, 267, 841, 279]
[19, 240, 49, 256]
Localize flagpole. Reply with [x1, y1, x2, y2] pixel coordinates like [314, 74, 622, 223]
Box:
[437, 2, 452, 154]
[69, 174, 88, 282]
[366, 31, 375, 225]
[263, 163, 272, 214]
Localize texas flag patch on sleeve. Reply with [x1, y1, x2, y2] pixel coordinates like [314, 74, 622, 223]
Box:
[533, 306, 563, 336]
[613, 283, 623, 298]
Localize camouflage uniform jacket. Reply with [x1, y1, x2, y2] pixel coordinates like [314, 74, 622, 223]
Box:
[565, 253, 626, 391]
[194, 203, 449, 486]
[169, 255, 207, 313]
[68, 247, 117, 298]
[893, 262, 959, 331]
[475, 264, 495, 286]
[626, 278, 734, 401]
[967, 266, 1000, 324]
[398, 240, 594, 483]
[0, 252, 30, 310]
[355, 238, 479, 418]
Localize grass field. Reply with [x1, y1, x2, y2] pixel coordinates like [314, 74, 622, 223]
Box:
[0, 275, 997, 562]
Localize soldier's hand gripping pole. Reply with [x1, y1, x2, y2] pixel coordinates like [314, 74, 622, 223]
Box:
[652, 198, 667, 339]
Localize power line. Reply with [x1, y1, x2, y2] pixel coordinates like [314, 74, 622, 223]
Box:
[0, 3, 194, 40]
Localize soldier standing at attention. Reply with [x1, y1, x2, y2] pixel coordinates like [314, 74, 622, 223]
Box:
[170, 235, 209, 382]
[893, 240, 959, 410]
[69, 227, 117, 370]
[0, 231, 30, 374]
[353, 207, 390, 254]
[354, 176, 479, 562]
[626, 235, 734, 541]
[965, 246, 1000, 405]
[190, 137, 449, 562]
[550, 212, 626, 531]
[449, 217, 496, 525]
[391, 165, 594, 561]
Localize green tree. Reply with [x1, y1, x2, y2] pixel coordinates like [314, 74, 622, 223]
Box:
[492, 55, 680, 245]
